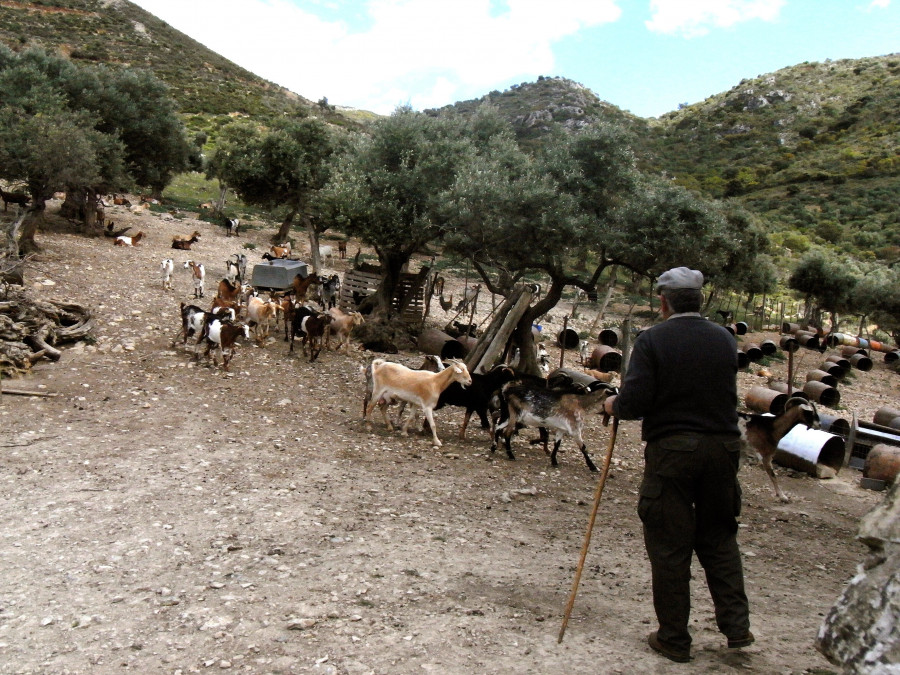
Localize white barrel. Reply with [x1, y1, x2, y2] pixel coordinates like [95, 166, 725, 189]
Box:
[775, 426, 845, 475]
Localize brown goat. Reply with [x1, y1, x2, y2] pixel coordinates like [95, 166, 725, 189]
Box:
[739, 396, 820, 503]
[290, 273, 320, 304]
[0, 188, 30, 210]
[172, 231, 201, 250]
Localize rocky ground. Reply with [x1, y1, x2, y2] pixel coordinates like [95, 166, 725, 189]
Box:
[1, 199, 898, 674]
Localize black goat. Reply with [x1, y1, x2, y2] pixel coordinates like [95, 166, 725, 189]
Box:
[430, 363, 518, 441]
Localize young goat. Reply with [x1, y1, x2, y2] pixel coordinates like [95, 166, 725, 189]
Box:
[171, 231, 201, 250]
[246, 295, 282, 343]
[325, 306, 364, 352]
[288, 305, 331, 361]
[184, 260, 205, 298]
[365, 358, 472, 447]
[199, 317, 250, 371]
[493, 380, 617, 472]
[318, 273, 341, 310]
[739, 396, 820, 503]
[223, 217, 240, 237]
[160, 258, 175, 290]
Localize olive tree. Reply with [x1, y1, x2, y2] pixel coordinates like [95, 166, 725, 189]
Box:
[208, 116, 336, 268]
[325, 107, 474, 315]
[788, 251, 859, 330]
[0, 47, 192, 251]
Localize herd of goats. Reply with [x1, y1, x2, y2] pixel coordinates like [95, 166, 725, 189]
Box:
[139, 226, 820, 497]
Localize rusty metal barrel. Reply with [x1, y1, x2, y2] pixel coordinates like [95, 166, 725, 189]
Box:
[587, 345, 622, 372]
[819, 413, 850, 438]
[417, 328, 467, 360]
[736, 350, 750, 369]
[557, 328, 580, 350]
[840, 345, 867, 358]
[768, 382, 808, 399]
[849, 353, 873, 372]
[863, 444, 900, 484]
[874, 407, 900, 430]
[806, 369, 838, 388]
[598, 327, 621, 347]
[455, 335, 477, 355]
[818, 361, 847, 380]
[779, 335, 799, 353]
[795, 330, 821, 350]
[746, 386, 788, 414]
[825, 354, 852, 371]
[743, 343, 763, 362]
[724, 323, 737, 335]
[735, 321, 748, 335]
[885, 350, 899, 364]
[802, 380, 841, 407]
[783, 321, 802, 334]
[760, 339, 778, 356]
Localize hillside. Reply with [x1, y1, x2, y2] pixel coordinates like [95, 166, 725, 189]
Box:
[653, 55, 900, 261]
[428, 59, 900, 263]
[2, 2, 898, 264]
[0, 0, 366, 129]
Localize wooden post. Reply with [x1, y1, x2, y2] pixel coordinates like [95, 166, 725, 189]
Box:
[559, 316, 568, 369]
[467, 286, 534, 374]
[463, 286, 527, 372]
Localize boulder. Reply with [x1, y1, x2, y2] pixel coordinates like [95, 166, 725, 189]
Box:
[816, 476, 900, 672]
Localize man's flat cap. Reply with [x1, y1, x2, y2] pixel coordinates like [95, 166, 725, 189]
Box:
[656, 267, 704, 291]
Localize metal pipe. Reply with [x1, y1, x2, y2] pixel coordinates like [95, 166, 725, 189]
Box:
[802, 381, 841, 407]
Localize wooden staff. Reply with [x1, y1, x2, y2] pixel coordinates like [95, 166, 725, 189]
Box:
[558, 416, 620, 643]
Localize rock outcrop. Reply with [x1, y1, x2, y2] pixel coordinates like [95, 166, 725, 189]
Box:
[817, 476, 900, 672]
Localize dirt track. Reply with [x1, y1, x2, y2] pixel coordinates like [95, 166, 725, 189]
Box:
[0, 200, 896, 674]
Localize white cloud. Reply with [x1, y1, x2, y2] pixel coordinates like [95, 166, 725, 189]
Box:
[868, 0, 890, 9]
[645, 0, 785, 38]
[132, 0, 621, 113]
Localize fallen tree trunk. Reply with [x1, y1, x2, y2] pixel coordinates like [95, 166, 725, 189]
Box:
[0, 286, 93, 377]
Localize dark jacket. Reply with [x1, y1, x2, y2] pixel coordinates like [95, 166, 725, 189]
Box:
[612, 314, 740, 441]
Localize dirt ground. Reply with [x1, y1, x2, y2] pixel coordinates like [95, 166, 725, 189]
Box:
[1, 199, 898, 675]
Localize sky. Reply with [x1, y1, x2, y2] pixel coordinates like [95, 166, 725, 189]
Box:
[129, 0, 899, 118]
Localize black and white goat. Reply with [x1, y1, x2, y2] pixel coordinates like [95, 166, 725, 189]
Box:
[739, 396, 820, 503]
[318, 273, 341, 310]
[492, 378, 617, 472]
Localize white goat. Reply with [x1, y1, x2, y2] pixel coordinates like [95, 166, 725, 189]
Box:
[160, 258, 174, 290]
[365, 358, 472, 447]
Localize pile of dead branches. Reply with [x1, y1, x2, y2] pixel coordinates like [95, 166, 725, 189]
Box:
[0, 287, 93, 378]
[1, 213, 93, 378]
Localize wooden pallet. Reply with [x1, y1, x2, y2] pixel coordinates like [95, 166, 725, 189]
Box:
[339, 268, 429, 323]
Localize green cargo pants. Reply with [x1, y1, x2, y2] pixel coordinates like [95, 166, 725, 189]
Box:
[638, 433, 750, 651]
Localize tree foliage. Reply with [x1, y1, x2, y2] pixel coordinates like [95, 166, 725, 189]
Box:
[788, 251, 859, 329]
[0, 46, 192, 251]
[208, 116, 337, 262]
[326, 106, 474, 313]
